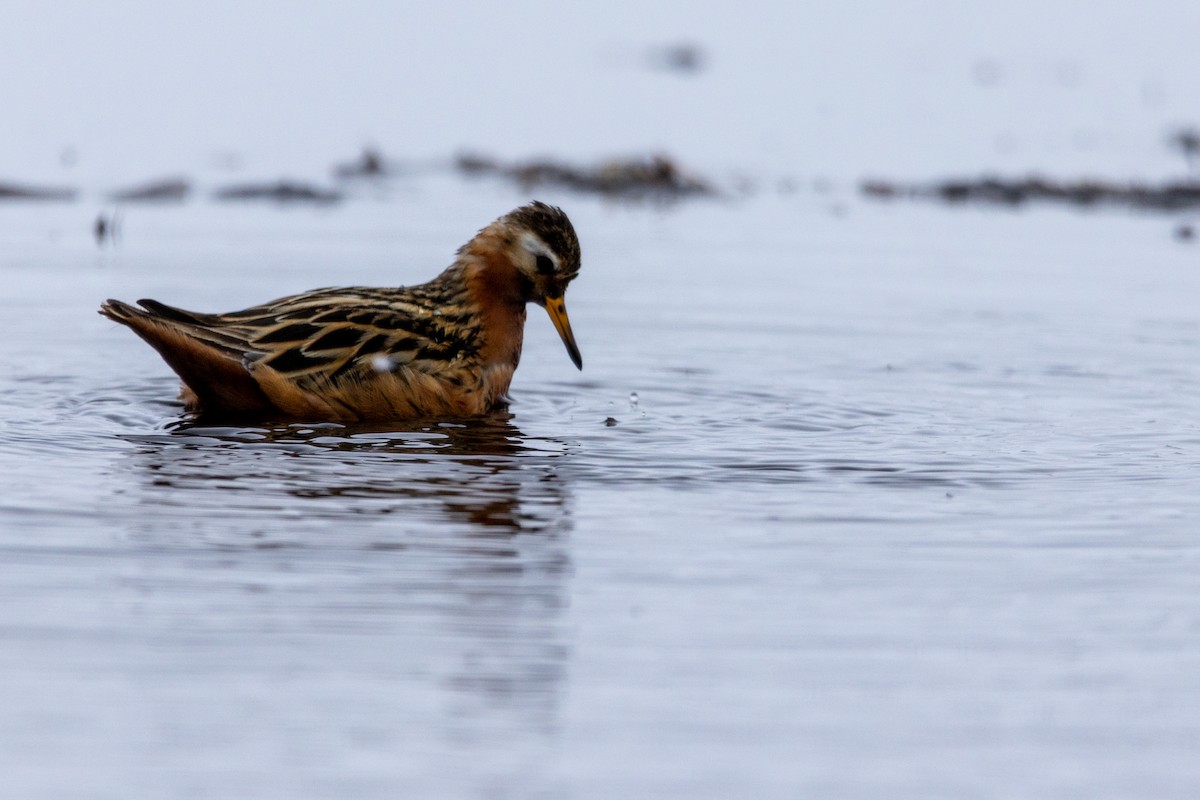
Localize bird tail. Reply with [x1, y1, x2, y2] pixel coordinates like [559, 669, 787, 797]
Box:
[99, 298, 272, 415]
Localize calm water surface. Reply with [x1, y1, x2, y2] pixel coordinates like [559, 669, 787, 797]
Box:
[2, 187, 1199, 798]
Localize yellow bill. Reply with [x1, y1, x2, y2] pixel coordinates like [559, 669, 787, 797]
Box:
[543, 295, 582, 370]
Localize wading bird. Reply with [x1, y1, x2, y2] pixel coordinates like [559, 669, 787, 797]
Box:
[100, 202, 583, 421]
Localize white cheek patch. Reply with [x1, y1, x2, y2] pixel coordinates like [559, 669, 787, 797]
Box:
[521, 233, 556, 267]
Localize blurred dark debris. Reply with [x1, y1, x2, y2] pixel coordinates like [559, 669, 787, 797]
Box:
[0, 181, 77, 201]
[1168, 127, 1200, 171]
[456, 153, 715, 200]
[861, 176, 1200, 211]
[110, 177, 191, 203]
[1175, 223, 1195, 242]
[333, 148, 448, 181]
[94, 212, 120, 245]
[647, 43, 707, 75]
[334, 147, 392, 179]
[214, 180, 342, 204]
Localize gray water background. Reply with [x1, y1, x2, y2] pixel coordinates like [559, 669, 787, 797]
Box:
[2, 2, 1200, 798]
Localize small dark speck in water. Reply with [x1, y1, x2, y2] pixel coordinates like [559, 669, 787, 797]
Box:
[605, 417, 619, 427]
[333, 147, 391, 179]
[1175, 223, 1195, 242]
[94, 213, 119, 246]
[647, 43, 707, 75]
[1168, 126, 1200, 170]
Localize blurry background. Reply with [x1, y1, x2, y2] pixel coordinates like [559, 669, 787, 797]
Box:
[2, 0, 1199, 187]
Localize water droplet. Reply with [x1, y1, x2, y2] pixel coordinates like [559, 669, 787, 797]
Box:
[371, 354, 395, 373]
[629, 392, 639, 407]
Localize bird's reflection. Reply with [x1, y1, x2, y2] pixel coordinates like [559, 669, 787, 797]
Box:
[118, 409, 575, 758]
[132, 410, 572, 534]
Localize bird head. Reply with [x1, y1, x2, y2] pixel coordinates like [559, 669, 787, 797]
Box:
[501, 202, 583, 369]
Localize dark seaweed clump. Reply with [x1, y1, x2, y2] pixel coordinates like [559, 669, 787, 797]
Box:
[110, 178, 191, 203]
[456, 153, 715, 200]
[214, 181, 342, 204]
[861, 176, 1200, 211]
[0, 181, 76, 201]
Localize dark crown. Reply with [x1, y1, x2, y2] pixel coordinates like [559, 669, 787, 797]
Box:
[505, 201, 582, 281]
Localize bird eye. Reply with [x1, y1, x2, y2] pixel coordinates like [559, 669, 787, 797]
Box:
[535, 254, 555, 275]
